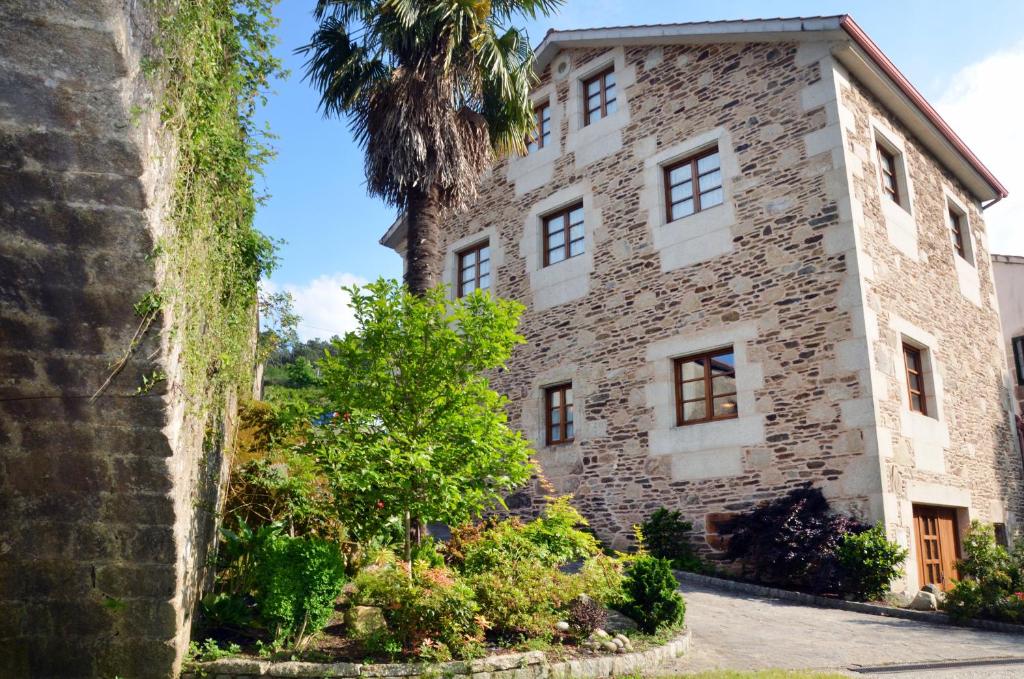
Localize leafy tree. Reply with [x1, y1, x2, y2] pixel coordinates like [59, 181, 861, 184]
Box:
[300, 0, 561, 293]
[306, 279, 533, 560]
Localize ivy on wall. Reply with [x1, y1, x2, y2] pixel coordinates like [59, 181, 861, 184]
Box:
[145, 0, 285, 410]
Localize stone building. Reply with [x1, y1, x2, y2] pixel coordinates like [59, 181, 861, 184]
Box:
[382, 16, 1024, 594]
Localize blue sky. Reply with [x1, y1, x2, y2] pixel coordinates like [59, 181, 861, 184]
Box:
[257, 0, 1024, 340]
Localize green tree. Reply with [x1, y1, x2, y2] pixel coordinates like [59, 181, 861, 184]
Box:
[300, 0, 561, 293]
[307, 279, 533, 560]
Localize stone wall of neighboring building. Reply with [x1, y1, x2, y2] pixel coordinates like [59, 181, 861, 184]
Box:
[0, 3, 231, 677]
[993, 254, 1024, 413]
[835, 65, 1024, 586]
[433, 38, 884, 551]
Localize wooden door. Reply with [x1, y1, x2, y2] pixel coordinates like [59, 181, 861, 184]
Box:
[913, 505, 961, 591]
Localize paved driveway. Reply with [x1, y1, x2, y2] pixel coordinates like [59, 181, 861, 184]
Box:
[655, 582, 1024, 677]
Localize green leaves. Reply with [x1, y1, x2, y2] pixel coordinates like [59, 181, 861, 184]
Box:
[306, 280, 532, 553]
[299, 0, 561, 209]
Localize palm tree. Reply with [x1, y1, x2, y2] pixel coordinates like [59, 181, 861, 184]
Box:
[301, 0, 561, 294]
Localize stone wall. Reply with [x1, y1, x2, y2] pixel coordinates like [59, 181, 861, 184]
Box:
[434, 39, 879, 550]
[835, 65, 1024, 585]
[0, 2, 232, 676]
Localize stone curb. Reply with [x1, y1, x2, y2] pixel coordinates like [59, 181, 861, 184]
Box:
[676, 570, 1024, 636]
[183, 629, 691, 679]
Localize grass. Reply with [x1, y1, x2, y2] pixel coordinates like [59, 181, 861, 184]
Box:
[657, 672, 849, 678]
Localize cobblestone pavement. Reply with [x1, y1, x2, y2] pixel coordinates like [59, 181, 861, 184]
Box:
[654, 582, 1024, 677]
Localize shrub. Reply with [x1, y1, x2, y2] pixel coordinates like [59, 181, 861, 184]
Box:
[449, 499, 599, 575]
[566, 596, 607, 639]
[467, 558, 582, 638]
[945, 522, 1023, 622]
[253, 534, 347, 647]
[640, 508, 706, 573]
[520, 497, 601, 564]
[577, 554, 627, 607]
[835, 523, 908, 600]
[353, 558, 484, 660]
[723, 485, 864, 592]
[621, 556, 686, 634]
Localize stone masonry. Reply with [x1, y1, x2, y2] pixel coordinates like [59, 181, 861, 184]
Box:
[383, 17, 1024, 593]
[1, 3, 232, 677]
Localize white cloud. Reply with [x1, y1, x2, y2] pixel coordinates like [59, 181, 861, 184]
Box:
[935, 43, 1024, 256]
[264, 272, 368, 341]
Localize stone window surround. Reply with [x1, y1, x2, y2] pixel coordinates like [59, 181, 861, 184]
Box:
[890, 316, 950, 474]
[871, 119, 919, 261]
[522, 364, 599, 454]
[644, 323, 765, 482]
[505, 83, 562, 195]
[944, 191, 974, 266]
[519, 182, 599, 311]
[944, 188, 982, 307]
[443, 225, 503, 301]
[643, 127, 739, 273]
[564, 47, 637, 170]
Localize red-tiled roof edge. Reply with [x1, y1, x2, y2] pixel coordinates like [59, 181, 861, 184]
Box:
[838, 15, 1007, 201]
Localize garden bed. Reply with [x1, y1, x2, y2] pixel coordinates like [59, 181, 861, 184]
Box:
[184, 628, 690, 678]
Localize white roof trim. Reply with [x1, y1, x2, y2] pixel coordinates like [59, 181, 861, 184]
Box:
[534, 17, 846, 70]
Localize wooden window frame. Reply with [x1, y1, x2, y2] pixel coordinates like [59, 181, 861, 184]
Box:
[673, 348, 738, 427]
[542, 202, 584, 267]
[528, 101, 552, 152]
[903, 342, 928, 416]
[545, 383, 574, 446]
[456, 241, 490, 297]
[663, 147, 723, 222]
[948, 206, 967, 260]
[582, 66, 616, 126]
[877, 143, 900, 205]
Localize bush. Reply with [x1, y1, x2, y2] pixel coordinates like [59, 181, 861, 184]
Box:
[621, 556, 686, 634]
[835, 523, 908, 601]
[467, 558, 582, 639]
[640, 507, 708, 573]
[945, 522, 1024, 622]
[353, 558, 484, 659]
[723, 485, 864, 593]
[577, 553, 627, 607]
[449, 498, 600, 575]
[253, 533, 347, 647]
[566, 596, 607, 639]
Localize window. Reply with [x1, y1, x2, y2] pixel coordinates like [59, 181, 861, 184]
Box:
[582, 67, 616, 126]
[543, 203, 584, 266]
[664, 148, 723, 222]
[1013, 336, 1024, 386]
[457, 241, 490, 297]
[877, 144, 900, 205]
[946, 204, 970, 262]
[674, 348, 738, 426]
[903, 343, 928, 415]
[545, 383, 574, 445]
[527, 101, 551, 153]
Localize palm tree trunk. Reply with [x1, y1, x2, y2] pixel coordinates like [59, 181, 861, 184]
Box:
[404, 184, 443, 295]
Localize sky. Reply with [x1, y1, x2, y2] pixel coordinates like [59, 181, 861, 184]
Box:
[257, 0, 1024, 341]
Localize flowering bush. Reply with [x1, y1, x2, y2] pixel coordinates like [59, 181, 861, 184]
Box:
[352, 556, 484, 660]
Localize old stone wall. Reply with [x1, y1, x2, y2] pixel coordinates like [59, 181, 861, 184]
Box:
[0, 2, 231, 676]
[435, 39, 879, 551]
[835, 65, 1024, 584]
